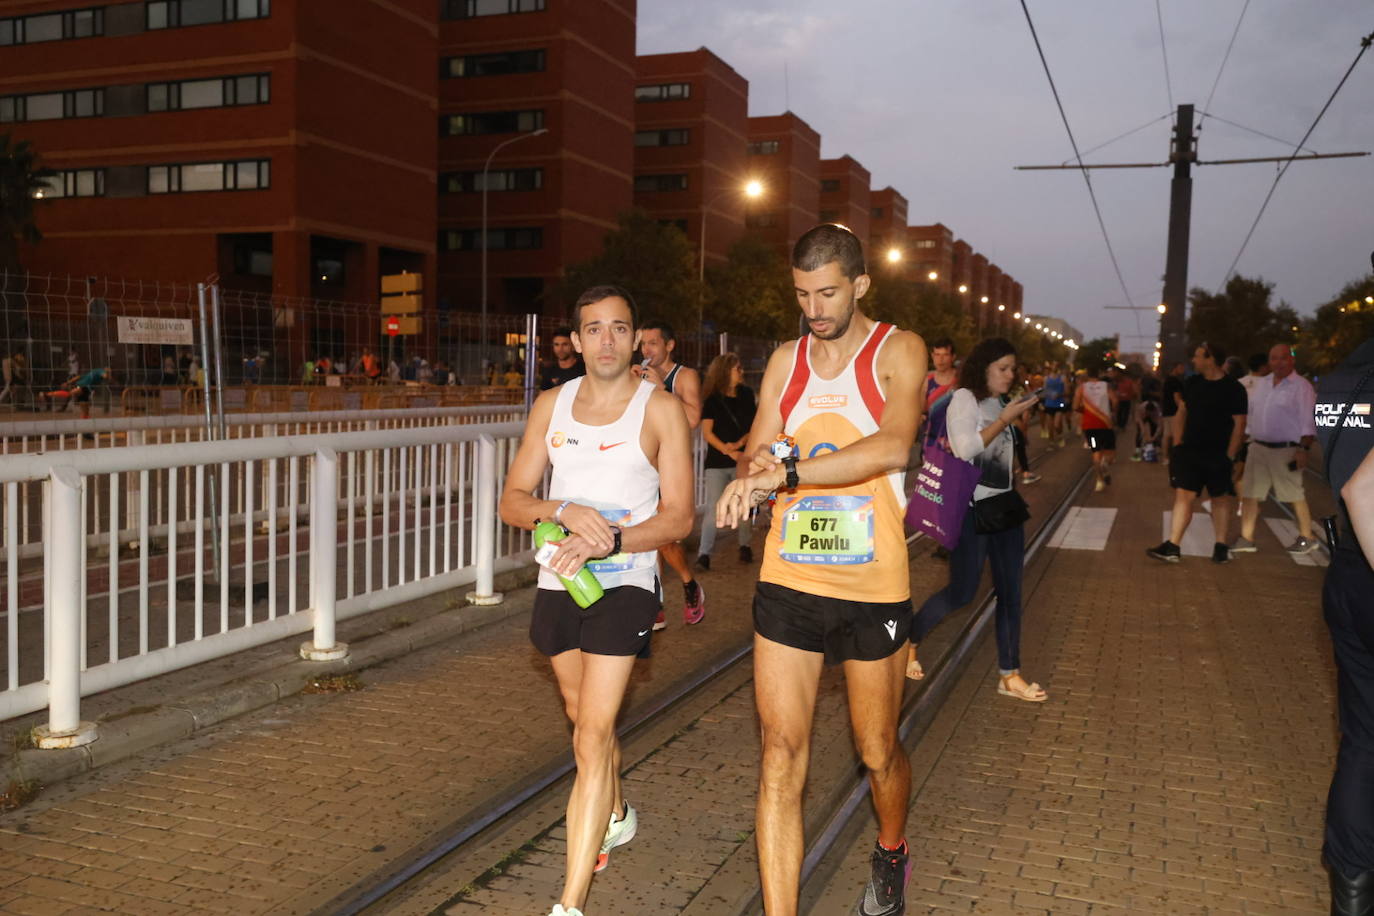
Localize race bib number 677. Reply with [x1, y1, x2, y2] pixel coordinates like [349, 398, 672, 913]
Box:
[778, 494, 875, 565]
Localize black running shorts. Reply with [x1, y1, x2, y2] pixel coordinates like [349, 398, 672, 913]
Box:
[1084, 428, 1116, 452]
[753, 581, 912, 666]
[530, 586, 659, 658]
[1169, 445, 1235, 497]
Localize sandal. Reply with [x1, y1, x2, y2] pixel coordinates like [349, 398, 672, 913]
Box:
[997, 674, 1047, 702]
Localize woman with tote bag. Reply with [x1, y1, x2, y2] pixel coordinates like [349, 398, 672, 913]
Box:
[906, 337, 1047, 702]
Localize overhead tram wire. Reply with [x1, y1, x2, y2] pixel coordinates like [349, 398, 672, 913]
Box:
[1197, 110, 1318, 155]
[1155, 0, 1176, 113]
[1219, 30, 1374, 287]
[1199, 0, 1252, 132]
[1059, 112, 1173, 167]
[1018, 0, 1141, 336]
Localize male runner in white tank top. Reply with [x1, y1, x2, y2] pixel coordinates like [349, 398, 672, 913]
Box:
[717, 225, 927, 916]
[500, 286, 693, 916]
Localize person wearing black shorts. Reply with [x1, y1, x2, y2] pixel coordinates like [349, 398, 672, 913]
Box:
[1147, 342, 1248, 564]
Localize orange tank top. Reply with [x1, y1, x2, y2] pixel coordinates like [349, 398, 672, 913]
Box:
[759, 322, 910, 603]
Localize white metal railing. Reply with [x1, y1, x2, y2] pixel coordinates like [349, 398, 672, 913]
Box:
[0, 421, 528, 742]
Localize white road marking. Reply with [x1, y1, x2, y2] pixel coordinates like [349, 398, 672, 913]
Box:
[1049, 507, 1118, 551]
[1163, 510, 1218, 557]
[1262, 518, 1329, 567]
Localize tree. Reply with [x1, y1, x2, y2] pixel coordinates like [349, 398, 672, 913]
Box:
[0, 134, 55, 273]
[1298, 273, 1374, 376]
[1076, 336, 1119, 371]
[863, 277, 976, 353]
[560, 209, 704, 328]
[1186, 274, 1298, 364]
[704, 233, 796, 339]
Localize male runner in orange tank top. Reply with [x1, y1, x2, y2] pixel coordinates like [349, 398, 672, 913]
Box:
[717, 225, 927, 916]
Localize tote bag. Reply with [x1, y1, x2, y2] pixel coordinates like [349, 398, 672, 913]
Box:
[905, 444, 980, 550]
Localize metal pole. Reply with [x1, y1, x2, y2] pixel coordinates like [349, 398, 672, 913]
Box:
[35, 466, 96, 748]
[1159, 103, 1195, 370]
[301, 446, 348, 660]
[523, 313, 538, 411]
[196, 284, 222, 579]
[465, 434, 504, 607]
[719, 331, 728, 358]
[209, 284, 228, 443]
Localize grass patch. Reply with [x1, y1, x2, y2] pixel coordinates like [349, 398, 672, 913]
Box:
[302, 673, 364, 694]
[0, 778, 40, 811]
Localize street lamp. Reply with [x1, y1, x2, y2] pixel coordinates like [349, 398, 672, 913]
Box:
[699, 178, 765, 335]
[886, 248, 903, 264]
[480, 127, 548, 378]
[958, 284, 968, 294]
[927, 270, 938, 282]
[1156, 303, 1167, 314]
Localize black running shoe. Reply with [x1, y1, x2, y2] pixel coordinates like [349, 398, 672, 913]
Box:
[856, 840, 909, 915]
[1212, 542, 1230, 564]
[738, 545, 752, 564]
[1146, 540, 1181, 563]
[695, 554, 710, 571]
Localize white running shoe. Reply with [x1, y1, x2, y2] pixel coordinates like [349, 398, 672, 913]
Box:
[595, 801, 638, 873]
[548, 906, 584, 916]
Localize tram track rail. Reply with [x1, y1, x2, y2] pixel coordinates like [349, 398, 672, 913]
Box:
[318, 433, 1090, 916]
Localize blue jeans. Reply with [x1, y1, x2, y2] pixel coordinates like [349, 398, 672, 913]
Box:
[912, 507, 1025, 673]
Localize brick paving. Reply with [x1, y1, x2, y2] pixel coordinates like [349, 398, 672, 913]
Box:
[812, 450, 1335, 914]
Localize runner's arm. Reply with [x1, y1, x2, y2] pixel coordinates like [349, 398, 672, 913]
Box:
[498, 388, 616, 554]
[1171, 400, 1187, 449]
[1343, 448, 1374, 568]
[672, 366, 703, 429]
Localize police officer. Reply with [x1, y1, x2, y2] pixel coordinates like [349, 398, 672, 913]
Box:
[1318, 258, 1374, 916]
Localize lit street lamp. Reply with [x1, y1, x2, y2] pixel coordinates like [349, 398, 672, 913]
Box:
[699, 178, 764, 335]
[481, 126, 548, 376]
[886, 247, 903, 264]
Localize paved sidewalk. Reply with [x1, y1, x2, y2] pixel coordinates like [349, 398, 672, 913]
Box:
[815, 451, 1335, 914]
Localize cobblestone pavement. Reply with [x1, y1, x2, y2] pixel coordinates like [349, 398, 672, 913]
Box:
[812, 450, 1335, 915]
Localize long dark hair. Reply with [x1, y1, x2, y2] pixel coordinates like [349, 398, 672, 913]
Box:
[958, 337, 1016, 400]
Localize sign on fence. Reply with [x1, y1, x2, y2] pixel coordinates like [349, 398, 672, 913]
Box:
[116, 316, 195, 345]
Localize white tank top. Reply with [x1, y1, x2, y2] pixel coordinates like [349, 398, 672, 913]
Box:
[1081, 379, 1111, 429]
[539, 377, 659, 593]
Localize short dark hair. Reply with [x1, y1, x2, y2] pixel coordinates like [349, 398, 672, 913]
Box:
[572, 285, 638, 332]
[641, 319, 675, 343]
[1198, 340, 1227, 366]
[1247, 352, 1268, 373]
[1084, 363, 1101, 378]
[552, 326, 574, 340]
[792, 223, 866, 280]
[929, 337, 955, 353]
[958, 337, 1016, 400]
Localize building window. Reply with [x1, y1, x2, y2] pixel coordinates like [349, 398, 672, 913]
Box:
[634, 82, 690, 102]
[820, 179, 840, 193]
[913, 239, 936, 249]
[0, 8, 103, 45]
[0, 89, 104, 123]
[147, 0, 271, 30]
[633, 128, 690, 147]
[442, 168, 543, 193]
[443, 49, 545, 79]
[441, 0, 545, 19]
[745, 212, 777, 229]
[747, 140, 779, 155]
[819, 209, 839, 223]
[146, 74, 270, 111]
[871, 207, 884, 219]
[439, 227, 543, 251]
[443, 109, 544, 136]
[148, 158, 270, 194]
[633, 173, 688, 193]
[34, 169, 105, 199]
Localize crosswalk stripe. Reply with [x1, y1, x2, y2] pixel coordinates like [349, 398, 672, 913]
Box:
[1263, 517, 1329, 567]
[1050, 507, 1117, 550]
[1163, 510, 1218, 557]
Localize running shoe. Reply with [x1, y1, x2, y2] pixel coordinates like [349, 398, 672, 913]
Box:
[738, 544, 753, 564]
[683, 580, 705, 625]
[1021, 472, 1041, 484]
[547, 906, 583, 916]
[652, 609, 666, 631]
[1094, 479, 1105, 493]
[1131, 449, 1142, 462]
[1212, 542, 1231, 564]
[1146, 540, 1181, 563]
[856, 839, 910, 916]
[594, 800, 638, 873]
[1286, 536, 1320, 555]
[1229, 537, 1258, 553]
[696, 553, 711, 571]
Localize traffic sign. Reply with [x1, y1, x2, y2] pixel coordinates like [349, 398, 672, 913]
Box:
[386, 316, 400, 337]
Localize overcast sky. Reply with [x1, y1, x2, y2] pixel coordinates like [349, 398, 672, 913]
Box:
[638, 1, 1374, 352]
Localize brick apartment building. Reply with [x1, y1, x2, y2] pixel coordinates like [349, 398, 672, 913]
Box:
[818, 155, 871, 241]
[7, 0, 438, 362]
[437, 0, 635, 321]
[906, 223, 954, 292]
[867, 186, 907, 264]
[743, 112, 819, 257]
[632, 48, 748, 273]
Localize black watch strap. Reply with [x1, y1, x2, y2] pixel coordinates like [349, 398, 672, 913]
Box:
[783, 456, 800, 490]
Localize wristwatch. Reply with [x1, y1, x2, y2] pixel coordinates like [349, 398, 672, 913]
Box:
[782, 455, 800, 491]
[595, 526, 622, 560]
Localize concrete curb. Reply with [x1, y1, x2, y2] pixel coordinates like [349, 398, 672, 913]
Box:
[2, 563, 539, 796]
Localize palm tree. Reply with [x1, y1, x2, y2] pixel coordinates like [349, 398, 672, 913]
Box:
[0, 134, 56, 273]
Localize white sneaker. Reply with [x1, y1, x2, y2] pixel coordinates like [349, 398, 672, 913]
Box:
[1094, 479, 1105, 492]
[548, 906, 584, 916]
[594, 800, 638, 873]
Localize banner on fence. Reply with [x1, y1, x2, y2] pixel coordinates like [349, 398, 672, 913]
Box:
[115, 316, 195, 345]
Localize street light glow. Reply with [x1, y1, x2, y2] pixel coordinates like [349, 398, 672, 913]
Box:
[980, 296, 989, 304]
[1155, 341, 1162, 349]
[958, 284, 968, 294]
[886, 248, 902, 264]
[744, 179, 764, 199]
[1013, 312, 1021, 319]
[927, 271, 938, 281]
[997, 304, 1005, 312]
[1156, 303, 1167, 314]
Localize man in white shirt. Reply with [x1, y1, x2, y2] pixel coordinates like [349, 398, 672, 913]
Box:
[1231, 343, 1319, 554]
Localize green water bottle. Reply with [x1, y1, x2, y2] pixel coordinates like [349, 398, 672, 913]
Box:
[534, 520, 605, 609]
